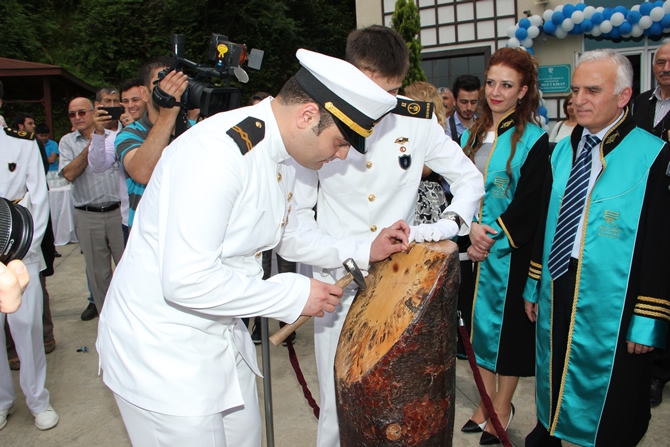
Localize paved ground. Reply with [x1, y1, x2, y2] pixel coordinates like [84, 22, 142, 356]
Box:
[3, 242, 670, 446]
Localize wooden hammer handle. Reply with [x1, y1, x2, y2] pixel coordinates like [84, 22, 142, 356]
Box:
[269, 271, 354, 347]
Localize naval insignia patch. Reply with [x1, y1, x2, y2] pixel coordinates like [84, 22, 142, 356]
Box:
[391, 99, 433, 119]
[8, 162, 17, 172]
[226, 117, 265, 155]
[398, 154, 411, 170]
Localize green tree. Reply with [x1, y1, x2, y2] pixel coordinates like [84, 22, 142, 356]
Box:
[391, 0, 426, 88]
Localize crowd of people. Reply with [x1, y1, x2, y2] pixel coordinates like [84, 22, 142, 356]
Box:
[0, 25, 669, 447]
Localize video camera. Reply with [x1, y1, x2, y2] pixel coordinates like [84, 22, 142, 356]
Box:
[153, 33, 264, 124]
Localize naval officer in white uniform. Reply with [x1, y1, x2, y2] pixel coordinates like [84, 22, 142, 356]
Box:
[280, 26, 485, 446]
[96, 49, 409, 447]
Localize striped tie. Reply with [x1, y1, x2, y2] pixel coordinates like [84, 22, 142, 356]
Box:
[547, 135, 600, 279]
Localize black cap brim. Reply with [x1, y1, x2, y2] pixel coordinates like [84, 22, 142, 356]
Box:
[333, 116, 366, 154]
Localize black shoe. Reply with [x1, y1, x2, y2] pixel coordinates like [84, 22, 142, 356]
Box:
[461, 419, 486, 433]
[53, 251, 62, 258]
[80, 302, 99, 321]
[651, 377, 666, 408]
[281, 331, 296, 347]
[479, 404, 514, 445]
[251, 324, 262, 345]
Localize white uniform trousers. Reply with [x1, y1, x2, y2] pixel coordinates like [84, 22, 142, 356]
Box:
[0, 261, 50, 414]
[114, 348, 261, 447]
[314, 288, 356, 447]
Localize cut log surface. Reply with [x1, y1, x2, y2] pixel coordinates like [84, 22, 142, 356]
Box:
[335, 240, 460, 447]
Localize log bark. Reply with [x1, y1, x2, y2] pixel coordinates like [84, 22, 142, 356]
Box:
[335, 240, 459, 447]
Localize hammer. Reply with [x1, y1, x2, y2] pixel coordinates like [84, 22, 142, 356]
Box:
[269, 258, 367, 347]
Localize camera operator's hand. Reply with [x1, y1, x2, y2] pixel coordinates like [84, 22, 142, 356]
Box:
[0, 260, 29, 314]
[157, 70, 189, 116]
[93, 105, 113, 135]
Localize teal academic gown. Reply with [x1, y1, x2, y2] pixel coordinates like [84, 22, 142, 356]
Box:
[524, 110, 670, 446]
[466, 112, 549, 376]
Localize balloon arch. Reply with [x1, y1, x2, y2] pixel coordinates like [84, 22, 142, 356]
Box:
[508, 1, 670, 50]
[508, 2, 670, 125]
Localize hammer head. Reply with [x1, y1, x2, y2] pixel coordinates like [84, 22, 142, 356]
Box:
[343, 258, 367, 290]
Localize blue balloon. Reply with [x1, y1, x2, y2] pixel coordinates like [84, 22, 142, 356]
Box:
[655, 1, 664, 8]
[613, 6, 628, 15]
[603, 8, 613, 20]
[591, 12, 604, 25]
[627, 10, 641, 24]
[538, 106, 548, 116]
[543, 21, 557, 34]
[609, 28, 621, 39]
[640, 2, 654, 16]
[619, 22, 632, 34]
[581, 19, 594, 32]
[575, 3, 586, 11]
[662, 14, 670, 28]
[644, 27, 654, 36]
[650, 22, 664, 35]
[563, 4, 576, 17]
[552, 11, 565, 25]
[515, 27, 529, 40]
[526, 48, 535, 55]
[571, 24, 583, 34]
[519, 18, 531, 29]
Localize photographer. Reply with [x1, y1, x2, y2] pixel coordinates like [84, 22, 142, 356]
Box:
[0, 115, 58, 430]
[115, 56, 188, 228]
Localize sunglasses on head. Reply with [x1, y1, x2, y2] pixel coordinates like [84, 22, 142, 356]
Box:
[68, 109, 91, 118]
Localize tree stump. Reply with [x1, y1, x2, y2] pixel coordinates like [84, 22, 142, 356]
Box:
[335, 240, 459, 446]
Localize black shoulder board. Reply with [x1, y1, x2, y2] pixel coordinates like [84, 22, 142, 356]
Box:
[4, 127, 35, 140]
[391, 99, 434, 119]
[226, 117, 265, 155]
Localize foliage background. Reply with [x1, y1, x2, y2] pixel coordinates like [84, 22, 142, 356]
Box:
[0, 0, 356, 138]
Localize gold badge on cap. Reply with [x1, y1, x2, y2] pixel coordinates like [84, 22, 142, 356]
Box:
[394, 137, 408, 145]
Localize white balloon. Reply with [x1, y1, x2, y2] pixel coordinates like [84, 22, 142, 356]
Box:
[583, 6, 596, 19]
[530, 15, 544, 27]
[610, 12, 625, 27]
[572, 11, 585, 24]
[555, 4, 563, 13]
[528, 26, 540, 39]
[538, 90, 544, 99]
[632, 5, 640, 12]
[521, 37, 534, 48]
[595, 6, 605, 13]
[562, 18, 575, 32]
[664, 1, 670, 14]
[640, 16, 653, 29]
[508, 25, 518, 38]
[590, 25, 602, 37]
[651, 7, 665, 21]
[540, 116, 548, 126]
[632, 24, 644, 37]
[555, 27, 568, 39]
[600, 20, 613, 33]
[507, 37, 521, 48]
[543, 9, 554, 22]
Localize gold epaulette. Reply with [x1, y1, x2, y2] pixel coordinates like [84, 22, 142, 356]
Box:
[4, 127, 35, 140]
[391, 99, 434, 120]
[226, 117, 265, 155]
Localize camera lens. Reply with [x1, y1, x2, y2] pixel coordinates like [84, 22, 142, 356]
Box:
[0, 197, 34, 264]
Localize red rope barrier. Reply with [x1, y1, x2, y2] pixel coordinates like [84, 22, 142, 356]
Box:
[458, 312, 513, 447]
[285, 337, 320, 419]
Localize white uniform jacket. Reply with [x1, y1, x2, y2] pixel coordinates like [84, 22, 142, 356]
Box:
[0, 129, 48, 267]
[97, 98, 367, 417]
[279, 97, 484, 280]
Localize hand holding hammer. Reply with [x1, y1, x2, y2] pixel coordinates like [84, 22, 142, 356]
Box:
[269, 258, 367, 347]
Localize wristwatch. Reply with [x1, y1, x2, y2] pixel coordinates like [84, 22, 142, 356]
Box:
[444, 211, 463, 228]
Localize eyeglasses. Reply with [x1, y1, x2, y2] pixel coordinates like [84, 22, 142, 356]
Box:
[67, 109, 92, 118]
